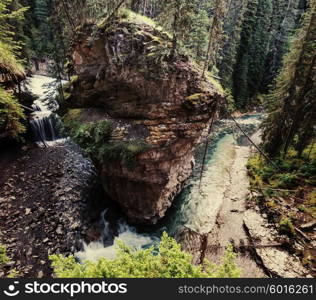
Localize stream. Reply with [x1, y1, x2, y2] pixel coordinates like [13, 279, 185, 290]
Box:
[27, 75, 265, 276]
[28, 75, 66, 147]
[75, 113, 265, 278]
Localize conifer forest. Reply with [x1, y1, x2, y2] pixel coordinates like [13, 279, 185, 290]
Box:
[0, 0, 315, 279]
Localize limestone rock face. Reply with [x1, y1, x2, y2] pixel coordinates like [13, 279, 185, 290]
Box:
[66, 15, 225, 224]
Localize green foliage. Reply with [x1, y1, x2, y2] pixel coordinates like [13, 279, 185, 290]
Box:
[0, 244, 9, 266]
[0, 40, 24, 77]
[0, 0, 27, 77]
[273, 173, 298, 189]
[50, 233, 240, 278]
[263, 1, 316, 157]
[98, 140, 150, 169]
[0, 86, 25, 138]
[71, 120, 112, 155]
[63, 113, 150, 169]
[0, 244, 18, 278]
[279, 217, 296, 236]
[248, 147, 316, 190]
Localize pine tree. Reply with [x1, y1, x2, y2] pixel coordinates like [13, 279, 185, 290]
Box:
[0, 0, 27, 138]
[202, 0, 227, 76]
[219, 0, 249, 90]
[232, 0, 275, 109]
[0, 0, 27, 80]
[263, 0, 316, 157]
[262, 0, 307, 91]
[232, 0, 259, 109]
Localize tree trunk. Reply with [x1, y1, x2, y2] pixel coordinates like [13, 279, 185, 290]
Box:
[170, 1, 180, 60]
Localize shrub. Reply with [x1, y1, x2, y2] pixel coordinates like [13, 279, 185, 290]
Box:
[299, 159, 316, 178]
[50, 233, 240, 278]
[274, 173, 298, 189]
[260, 166, 275, 181]
[72, 121, 112, 155]
[64, 117, 150, 169]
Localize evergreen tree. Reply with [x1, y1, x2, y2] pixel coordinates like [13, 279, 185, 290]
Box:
[263, 0, 316, 157]
[50, 233, 241, 278]
[262, 0, 307, 91]
[219, 0, 249, 90]
[202, 0, 227, 76]
[247, 0, 273, 96]
[0, 0, 27, 138]
[232, 0, 259, 109]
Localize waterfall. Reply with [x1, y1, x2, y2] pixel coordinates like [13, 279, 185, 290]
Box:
[30, 110, 58, 146]
[75, 210, 156, 262]
[28, 75, 66, 147]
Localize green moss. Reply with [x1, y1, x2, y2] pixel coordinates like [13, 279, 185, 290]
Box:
[279, 217, 296, 236]
[305, 188, 316, 218]
[186, 93, 204, 102]
[98, 140, 151, 169]
[120, 9, 157, 28]
[183, 93, 212, 112]
[298, 205, 307, 212]
[205, 74, 225, 95]
[63, 112, 150, 169]
[63, 92, 71, 100]
[307, 189, 316, 204]
[70, 75, 78, 84]
[62, 109, 83, 134]
[0, 245, 9, 266]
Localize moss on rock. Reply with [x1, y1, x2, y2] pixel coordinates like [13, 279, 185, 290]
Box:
[63, 110, 150, 169]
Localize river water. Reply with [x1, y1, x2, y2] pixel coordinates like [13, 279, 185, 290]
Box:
[76, 113, 264, 274]
[27, 75, 264, 275]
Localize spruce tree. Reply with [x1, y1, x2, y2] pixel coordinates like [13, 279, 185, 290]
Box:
[219, 0, 249, 90]
[232, 0, 259, 109]
[263, 0, 316, 157]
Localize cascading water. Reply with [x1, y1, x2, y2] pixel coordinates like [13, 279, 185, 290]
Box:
[75, 210, 156, 262]
[76, 115, 264, 263]
[27, 75, 66, 147]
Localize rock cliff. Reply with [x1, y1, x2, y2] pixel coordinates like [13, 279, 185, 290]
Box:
[62, 12, 225, 224]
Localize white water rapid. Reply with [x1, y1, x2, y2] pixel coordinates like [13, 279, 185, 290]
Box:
[27, 75, 66, 147]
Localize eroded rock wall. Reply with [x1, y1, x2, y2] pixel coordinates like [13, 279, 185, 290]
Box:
[64, 15, 225, 224]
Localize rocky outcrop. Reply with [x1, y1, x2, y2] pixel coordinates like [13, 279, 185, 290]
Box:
[244, 209, 310, 278]
[63, 13, 225, 224]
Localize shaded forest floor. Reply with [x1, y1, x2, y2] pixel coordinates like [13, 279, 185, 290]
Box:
[247, 147, 316, 276]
